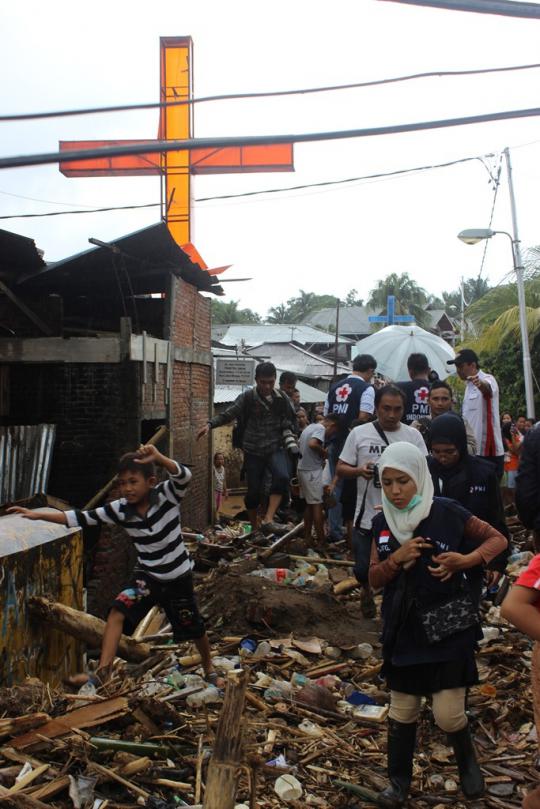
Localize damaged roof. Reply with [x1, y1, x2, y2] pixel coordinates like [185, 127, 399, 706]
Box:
[14, 222, 224, 297]
[0, 229, 46, 283]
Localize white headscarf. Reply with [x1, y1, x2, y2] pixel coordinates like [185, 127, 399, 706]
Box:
[378, 442, 434, 544]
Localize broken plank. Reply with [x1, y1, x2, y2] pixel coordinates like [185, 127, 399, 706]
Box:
[11, 697, 129, 749]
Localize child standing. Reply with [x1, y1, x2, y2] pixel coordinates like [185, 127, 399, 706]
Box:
[501, 557, 540, 808]
[213, 452, 228, 515]
[297, 414, 340, 546]
[9, 445, 217, 686]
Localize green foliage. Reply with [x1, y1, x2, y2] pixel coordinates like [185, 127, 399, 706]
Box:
[442, 277, 490, 318]
[211, 299, 261, 324]
[367, 272, 430, 328]
[478, 339, 532, 417]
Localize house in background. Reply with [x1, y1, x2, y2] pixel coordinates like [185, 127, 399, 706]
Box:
[0, 223, 225, 617]
[302, 305, 377, 341]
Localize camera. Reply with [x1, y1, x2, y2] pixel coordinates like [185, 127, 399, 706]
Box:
[372, 463, 381, 489]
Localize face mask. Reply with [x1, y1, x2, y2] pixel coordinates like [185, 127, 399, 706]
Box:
[388, 493, 422, 512]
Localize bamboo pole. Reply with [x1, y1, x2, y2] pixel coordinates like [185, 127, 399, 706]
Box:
[84, 425, 168, 510]
[203, 668, 248, 809]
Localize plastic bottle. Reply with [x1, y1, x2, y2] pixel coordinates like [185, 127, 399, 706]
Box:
[77, 680, 97, 698]
[186, 685, 221, 708]
[274, 774, 303, 802]
[312, 566, 329, 586]
[298, 719, 324, 737]
[212, 656, 237, 671]
[253, 640, 272, 658]
[250, 568, 293, 583]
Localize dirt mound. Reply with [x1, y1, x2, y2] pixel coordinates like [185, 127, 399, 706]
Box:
[199, 570, 379, 646]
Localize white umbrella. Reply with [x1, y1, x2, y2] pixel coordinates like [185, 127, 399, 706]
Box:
[353, 325, 455, 382]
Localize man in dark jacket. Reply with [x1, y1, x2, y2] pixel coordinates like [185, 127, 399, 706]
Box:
[197, 362, 298, 533]
[516, 427, 540, 551]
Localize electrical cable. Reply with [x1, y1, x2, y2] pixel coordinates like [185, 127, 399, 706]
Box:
[2, 105, 540, 171]
[0, 202, 159, 220]
[477, 154, 503, 279]
[0, 153, 491, 220]
[2, 62, 540, 123]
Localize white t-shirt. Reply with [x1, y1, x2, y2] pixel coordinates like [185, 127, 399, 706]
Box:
[298, 422, 326, 471]
[462, 370, 504, 457]
[339, 422, 428, 530]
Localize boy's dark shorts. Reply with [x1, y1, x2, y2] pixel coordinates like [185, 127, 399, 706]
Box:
[112, 569, 205, 641]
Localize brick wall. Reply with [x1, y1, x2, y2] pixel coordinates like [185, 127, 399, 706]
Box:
[8, 362, 140, 507]
[170, 277, 212, 530]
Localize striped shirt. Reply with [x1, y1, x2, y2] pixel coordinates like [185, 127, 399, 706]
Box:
[65, 462, 193, 581]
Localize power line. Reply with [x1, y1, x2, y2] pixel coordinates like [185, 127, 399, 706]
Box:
[380, 0, 540, 19]
[0, 154, 493, 220]
[2, 106, 540, 171]
[195, 155, 490, 202]
[2, 62, 540, 123]
[478, 154, 503, 278]
[0, 202, 159, 220]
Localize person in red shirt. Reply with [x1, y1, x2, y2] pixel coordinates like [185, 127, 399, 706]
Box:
[501, 556, 540, 809]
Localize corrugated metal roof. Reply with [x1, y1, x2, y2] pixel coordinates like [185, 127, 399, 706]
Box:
[214, 375, 325, 405]
[0, 424, 56, 505]
[0, 510, 80, 557]
[243, 342, 350, 378]
[303, 305, 378, 335]
[211, 323, 353, 346]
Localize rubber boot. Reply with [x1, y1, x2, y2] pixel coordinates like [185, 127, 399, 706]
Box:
[447, 724, 485, 799]
[523, 785, 540, 809]
[377, 719, 417, 808]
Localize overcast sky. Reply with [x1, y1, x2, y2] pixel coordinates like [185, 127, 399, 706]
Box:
[2, 0, 540, 316]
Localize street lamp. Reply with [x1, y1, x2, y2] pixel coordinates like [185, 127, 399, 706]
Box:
[457, 227, 535, 418]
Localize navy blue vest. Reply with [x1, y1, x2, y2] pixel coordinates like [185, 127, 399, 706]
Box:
[372, 497, 478, 666]
[327, 375, 371, 438]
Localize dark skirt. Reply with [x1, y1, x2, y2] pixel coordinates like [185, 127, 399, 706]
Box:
[382, 655, 479, 695]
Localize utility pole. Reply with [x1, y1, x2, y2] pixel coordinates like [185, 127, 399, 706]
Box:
[333, 298, 341, 377]
[504, 146, 535, 418]
[460, 276, 466, 338]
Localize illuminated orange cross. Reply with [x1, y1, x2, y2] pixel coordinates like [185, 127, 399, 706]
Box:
[59, 36, 294, 250]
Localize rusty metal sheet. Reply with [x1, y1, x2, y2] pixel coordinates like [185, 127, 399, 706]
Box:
[0, 524, 83, 686]
[0, 424, 56, 504]
[0, 510, 78, 558]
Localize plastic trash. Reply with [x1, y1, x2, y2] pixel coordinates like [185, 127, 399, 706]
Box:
[291, 672, 310, 688]
[68, 774, 98, 809]
[346, 690, 377, 706]
[239, 636, 257, 655]
[312, 566, 329, 586]
[480, 626, 500, 644]
[253, 640, 272, 658]
[212, 656, 238, 671]
[250, 568, 293, 583]
[274, 774, 303, 802]
[298, 719, 324, 737]
[186, 685, 221, 708]
[266, 753, 288, 768]
[508, 550, 533, 565]
[314, 675, 341, 689]
[77, 678, 98, 698]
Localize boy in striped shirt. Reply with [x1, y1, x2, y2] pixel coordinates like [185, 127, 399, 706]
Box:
[9, 444, 216, 686]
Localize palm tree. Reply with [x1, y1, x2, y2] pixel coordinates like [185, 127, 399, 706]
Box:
[466, 275, 540, 352]
[211, 299, 260, 324]
[266, 303, 289, 323]
[367, 272, 430, 329]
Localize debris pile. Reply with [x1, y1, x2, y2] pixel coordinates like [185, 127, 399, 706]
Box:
[0, 519, 539, 808]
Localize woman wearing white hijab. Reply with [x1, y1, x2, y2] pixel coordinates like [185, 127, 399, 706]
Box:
[368, 442, 507, 808]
